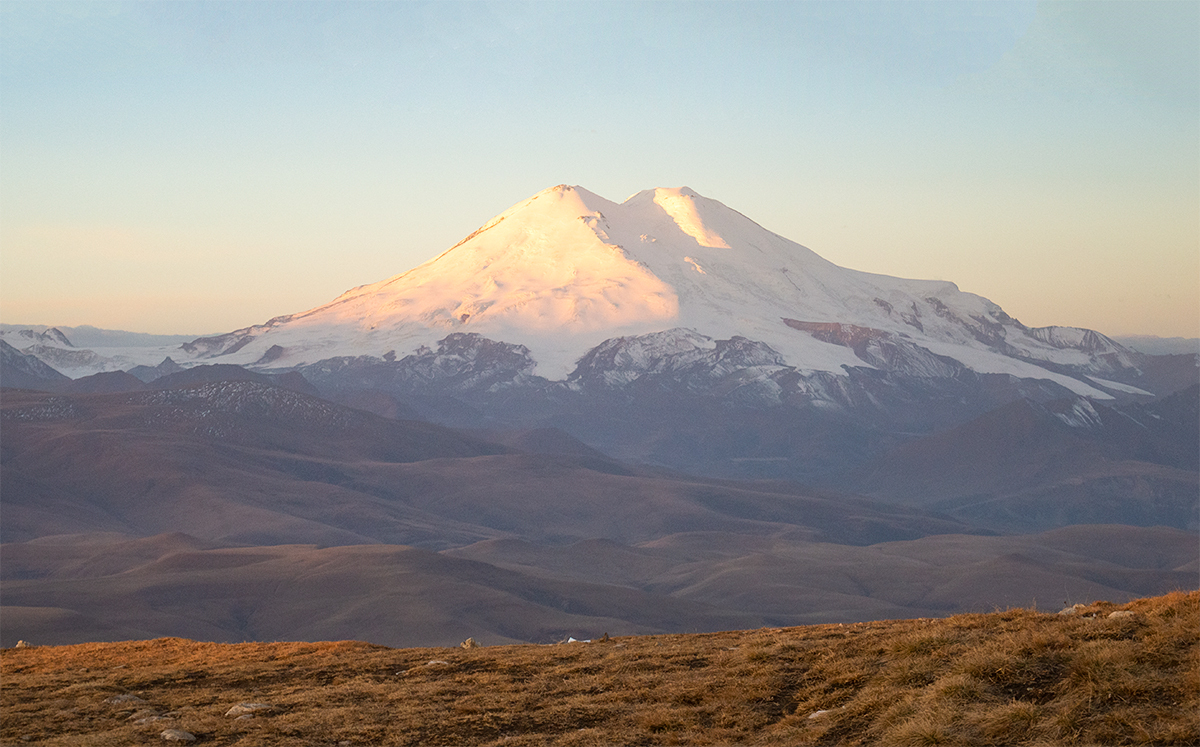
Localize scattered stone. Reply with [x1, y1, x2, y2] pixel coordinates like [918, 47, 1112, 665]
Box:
[160, 729, 196, 743]
[225, 702, 275, 717]
[1108, 610, 1135, 619]
[808, 709, 830, 719]
[460, 637, 480, 649]
[106, 694, 148, 705]
[128, 709, 162, 721]
[426, 660, 451, 667]
[1058, 603, 1088, 615]
[14, 640, 30, 649]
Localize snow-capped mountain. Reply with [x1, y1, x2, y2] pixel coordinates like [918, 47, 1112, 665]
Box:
[182, 185, 1143, 399]
[3, 185, 1194, 492]
[0, 325, 185, 379]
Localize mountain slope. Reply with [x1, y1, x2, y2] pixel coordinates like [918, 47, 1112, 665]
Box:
[0, 385, 969, 548]
[0, 340, 70, 389]
[1, 535, 760, 647]
[4, 378, 1192, 649]
[181, 185, 1141, 396]
[0, 383, 512, 545]
[3, 525, 1192, 649]
[852, 390, 1200, 532]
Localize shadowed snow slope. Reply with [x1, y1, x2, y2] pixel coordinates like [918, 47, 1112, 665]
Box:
[179, 185, 1133, 394]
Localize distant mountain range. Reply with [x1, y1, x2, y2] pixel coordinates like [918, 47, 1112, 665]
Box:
[1, 184, 1196, 647]
[9, 185, 1196, 480]
[0, 324, 202, 348]
[1111, 335, 1200, 356]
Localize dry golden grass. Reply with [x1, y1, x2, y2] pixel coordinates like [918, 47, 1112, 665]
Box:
[2, 591, 1196, 746]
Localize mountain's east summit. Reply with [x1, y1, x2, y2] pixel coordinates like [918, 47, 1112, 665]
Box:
[182, 185, 1137, 396]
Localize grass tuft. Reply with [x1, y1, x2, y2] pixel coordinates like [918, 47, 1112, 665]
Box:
[2, 591, 1195, 745]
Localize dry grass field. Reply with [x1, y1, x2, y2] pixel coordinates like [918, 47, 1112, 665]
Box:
[2, 591, 1195, 746]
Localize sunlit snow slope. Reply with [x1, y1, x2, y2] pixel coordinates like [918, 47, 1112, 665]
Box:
[184, 185, 1132, 394]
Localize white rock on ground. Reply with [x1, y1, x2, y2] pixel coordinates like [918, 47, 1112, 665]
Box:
[225, 702, 275, 717]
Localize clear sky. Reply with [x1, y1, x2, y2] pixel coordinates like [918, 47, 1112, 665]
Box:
[1, 1, 1196, 338]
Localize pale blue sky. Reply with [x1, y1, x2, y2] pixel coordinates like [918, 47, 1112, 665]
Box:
[1, 1, 1196, 337]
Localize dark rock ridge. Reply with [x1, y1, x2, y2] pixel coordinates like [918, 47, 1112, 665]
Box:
[150, 363, 320, 398]
[0, 340, 70, 389]
[274, 328, 1193, 484]
[127, 357, 184, 383]
[299, 333, 548, 398]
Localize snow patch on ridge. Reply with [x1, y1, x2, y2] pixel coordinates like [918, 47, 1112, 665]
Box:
[651, 187, 731, 248]
[1086, 377, 1153, 396]
[1051, 398, 1104, 429]
[918, 339, 1112, 399]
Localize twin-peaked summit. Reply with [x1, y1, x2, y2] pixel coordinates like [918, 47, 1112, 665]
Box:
[185, 185, 1137, 396]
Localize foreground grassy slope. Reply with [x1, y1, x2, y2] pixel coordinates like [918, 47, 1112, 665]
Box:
[2, 591, 1196, 746]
